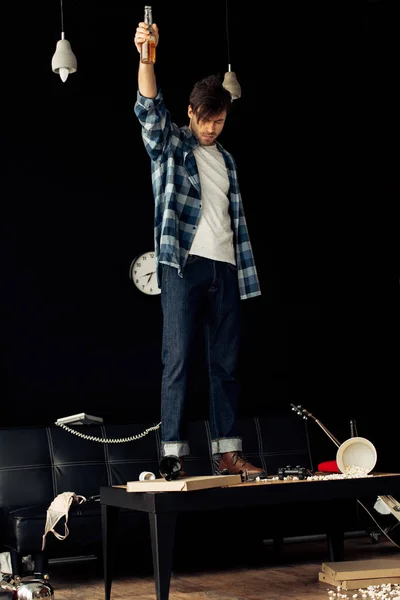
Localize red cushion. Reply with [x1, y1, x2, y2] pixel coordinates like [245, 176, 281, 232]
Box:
[318, 459, 339, 473]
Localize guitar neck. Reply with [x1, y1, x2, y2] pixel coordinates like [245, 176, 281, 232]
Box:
[313, 418, 341, 449]
[290, 403, 341, 448]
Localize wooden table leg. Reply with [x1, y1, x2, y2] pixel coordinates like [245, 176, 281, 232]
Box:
[325, 499, 345, 562]
[327, 529, 344, 562]
[149, 511, 177, 600]
[101, 503, 120, 600]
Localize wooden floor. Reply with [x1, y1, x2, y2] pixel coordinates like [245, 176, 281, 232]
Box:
[22, 534, 400, 600]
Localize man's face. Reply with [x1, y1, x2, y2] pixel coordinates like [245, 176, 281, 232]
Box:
[188, 106, 227, 146]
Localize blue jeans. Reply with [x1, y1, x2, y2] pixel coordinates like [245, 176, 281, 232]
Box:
[160, 256, 243, 457]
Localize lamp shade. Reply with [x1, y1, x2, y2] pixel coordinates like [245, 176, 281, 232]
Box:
[222, 70, 241, 100]
[51, 37, 77, 81]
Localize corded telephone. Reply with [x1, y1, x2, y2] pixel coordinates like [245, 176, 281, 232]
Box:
[55, 413, 161, 444]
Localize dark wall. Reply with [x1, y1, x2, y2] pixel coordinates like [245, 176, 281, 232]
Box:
[1, 2, 398, 470]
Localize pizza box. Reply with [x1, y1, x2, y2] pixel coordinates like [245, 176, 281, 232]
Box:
[322, 558, 400, 581]
[121, 474, 242, 492]
[319, 570, 400, 590]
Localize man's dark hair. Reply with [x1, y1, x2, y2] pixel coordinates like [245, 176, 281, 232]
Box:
[189, 74, 232, 122]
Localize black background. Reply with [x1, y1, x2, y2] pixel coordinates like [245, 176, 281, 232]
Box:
[1, 1, 399, 470]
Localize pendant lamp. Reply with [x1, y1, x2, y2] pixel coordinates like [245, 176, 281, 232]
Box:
[51, 0, 77, 82]
[222, 0, 241, 100]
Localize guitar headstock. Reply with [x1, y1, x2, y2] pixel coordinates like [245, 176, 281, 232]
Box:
[290, 403, 316, 421]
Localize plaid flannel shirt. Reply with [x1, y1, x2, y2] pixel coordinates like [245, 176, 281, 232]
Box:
[134, 89, 261, 300]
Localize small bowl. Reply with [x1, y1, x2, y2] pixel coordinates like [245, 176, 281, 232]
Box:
[336, 436, 377, 474]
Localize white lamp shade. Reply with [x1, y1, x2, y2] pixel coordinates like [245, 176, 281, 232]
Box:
[222, 71, 241, 100]
[51, 38, 77, 77]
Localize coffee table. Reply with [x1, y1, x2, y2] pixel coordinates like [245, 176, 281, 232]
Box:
[100, 473, 400, 600]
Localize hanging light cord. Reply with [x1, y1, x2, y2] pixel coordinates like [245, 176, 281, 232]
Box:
[225, 0, 231, 66]
[60, 0, 64, 32]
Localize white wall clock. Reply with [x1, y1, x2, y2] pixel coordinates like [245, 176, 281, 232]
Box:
[129, 251, 161, 296]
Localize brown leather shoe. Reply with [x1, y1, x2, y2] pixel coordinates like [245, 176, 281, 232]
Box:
[178, 456, 187, 479]
[215, 451, 267, 481]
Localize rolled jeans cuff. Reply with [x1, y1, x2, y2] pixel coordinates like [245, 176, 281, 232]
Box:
[211, 437, 242, 455]
[161, 441, 190, 457]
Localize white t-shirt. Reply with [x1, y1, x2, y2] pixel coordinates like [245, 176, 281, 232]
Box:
[189, 144, 236, 266]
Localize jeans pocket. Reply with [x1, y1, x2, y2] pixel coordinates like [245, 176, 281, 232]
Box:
[186, 254, 201, 265]
[226, 262, 237, 272]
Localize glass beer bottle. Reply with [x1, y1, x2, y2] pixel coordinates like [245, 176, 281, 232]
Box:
[141, 6, 156, 65]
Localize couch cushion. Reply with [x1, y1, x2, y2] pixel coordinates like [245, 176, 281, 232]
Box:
[0, 428, 53, 508]
[0, 500, 149, 556]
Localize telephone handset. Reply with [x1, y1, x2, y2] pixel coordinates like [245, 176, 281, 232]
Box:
[55, 413, 161, 443]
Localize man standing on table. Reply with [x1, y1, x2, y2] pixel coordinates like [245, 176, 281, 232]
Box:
[133, 18, 266, 480]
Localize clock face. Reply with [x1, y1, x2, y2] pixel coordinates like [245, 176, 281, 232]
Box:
[129, 251, 161, 296]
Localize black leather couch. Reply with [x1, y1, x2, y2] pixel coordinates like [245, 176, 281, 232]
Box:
[0, 413, 335, 577]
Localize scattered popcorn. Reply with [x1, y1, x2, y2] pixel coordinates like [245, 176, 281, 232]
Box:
[308, 464, 373, 481]
[258, 464, 373, 483]
[326, 583, 400, 599]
